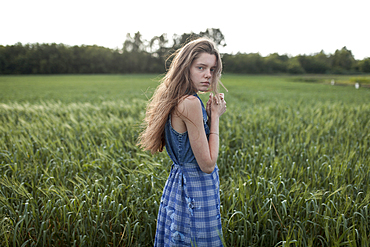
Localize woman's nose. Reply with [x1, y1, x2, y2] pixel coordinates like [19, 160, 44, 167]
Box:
[205, 69, 211, 78]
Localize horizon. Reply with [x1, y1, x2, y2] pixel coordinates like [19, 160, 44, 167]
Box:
[1, 37, 363, 60]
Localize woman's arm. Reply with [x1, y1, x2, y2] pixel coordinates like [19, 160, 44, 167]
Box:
[178, 95, 226, 174]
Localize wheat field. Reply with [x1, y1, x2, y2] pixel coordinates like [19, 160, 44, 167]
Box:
[1, 74, 369, 246]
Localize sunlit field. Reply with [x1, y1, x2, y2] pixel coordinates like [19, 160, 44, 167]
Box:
[1, 74, 369, 246]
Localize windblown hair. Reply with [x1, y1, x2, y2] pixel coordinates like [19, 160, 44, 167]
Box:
[138, 38, 225, 154]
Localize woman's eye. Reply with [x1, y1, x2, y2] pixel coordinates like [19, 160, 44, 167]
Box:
[198, 67, 203, 70]
[210, 68, 215, 72]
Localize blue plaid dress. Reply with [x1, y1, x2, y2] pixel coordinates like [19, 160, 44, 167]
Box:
[154, 94, 223, 247]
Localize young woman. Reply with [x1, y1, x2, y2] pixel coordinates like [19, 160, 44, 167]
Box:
[138, 38, 227, 246]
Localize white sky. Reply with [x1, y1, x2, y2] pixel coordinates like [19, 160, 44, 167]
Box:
[1, 0, 369, 59]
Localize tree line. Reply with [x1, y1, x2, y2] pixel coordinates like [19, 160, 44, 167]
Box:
[1, 28, 369, 75]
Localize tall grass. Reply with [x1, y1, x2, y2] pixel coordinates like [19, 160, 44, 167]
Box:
[0, 74, 369, 246]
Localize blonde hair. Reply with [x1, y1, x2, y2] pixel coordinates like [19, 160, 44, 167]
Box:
[138, 38, 225, 154]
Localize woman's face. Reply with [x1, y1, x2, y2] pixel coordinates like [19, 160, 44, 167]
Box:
[189, 53, 217, 92]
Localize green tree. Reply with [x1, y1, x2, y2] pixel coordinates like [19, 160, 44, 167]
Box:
[358, 57, 370, 73]
[264, 53, 289, 73]
[0, 46, 6, 74]
[199, 28, 227, 48]
[122, 32, 152, 73]
[296, 51, 330, 74]
[287, 57, 305, 74]
[148, 34, 169, 72]
[171, 32, 198, 51]
[123, 32, 146, 53]
[171, 28, 227, 52]
[149, 34, 169, 57]
[331, 46, 355, 73]
[223, 53, 264, 74]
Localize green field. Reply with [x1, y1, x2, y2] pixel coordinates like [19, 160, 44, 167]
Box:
[0, 74, 369, 246]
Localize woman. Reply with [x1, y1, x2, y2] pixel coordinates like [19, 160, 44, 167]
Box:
[138, 38, 227, 246]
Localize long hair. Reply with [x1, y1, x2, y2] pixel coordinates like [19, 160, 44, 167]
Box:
[138, 38, 225, 154]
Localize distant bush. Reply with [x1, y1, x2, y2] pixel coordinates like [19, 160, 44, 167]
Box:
[288, 77, 324, 83]
[350, 77, 370, 84]
[358, 58, 370, 73]
[287, 59, 305, 74]
[0, 32, 369, 75]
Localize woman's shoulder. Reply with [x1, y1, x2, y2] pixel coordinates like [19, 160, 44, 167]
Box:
[179, 95, 200, 108]
[177, 95, 202, 118]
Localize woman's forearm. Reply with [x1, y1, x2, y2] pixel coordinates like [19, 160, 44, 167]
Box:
[208, 116, 220, 164]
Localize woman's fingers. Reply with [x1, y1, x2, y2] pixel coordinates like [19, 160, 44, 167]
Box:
[212, 94, 226, 105]
[211, 94, 226, 116]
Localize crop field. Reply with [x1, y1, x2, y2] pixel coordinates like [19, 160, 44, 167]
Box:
[0, 74, 370, 246]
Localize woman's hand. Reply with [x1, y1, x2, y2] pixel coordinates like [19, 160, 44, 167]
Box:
[211, 93, 226, 118]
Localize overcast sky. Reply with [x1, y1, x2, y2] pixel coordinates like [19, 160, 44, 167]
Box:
[2, 0, 369, 59]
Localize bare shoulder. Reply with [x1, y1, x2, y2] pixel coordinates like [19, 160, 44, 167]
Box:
[178, 95, 201, 111]
[177, 95, 202, 120]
